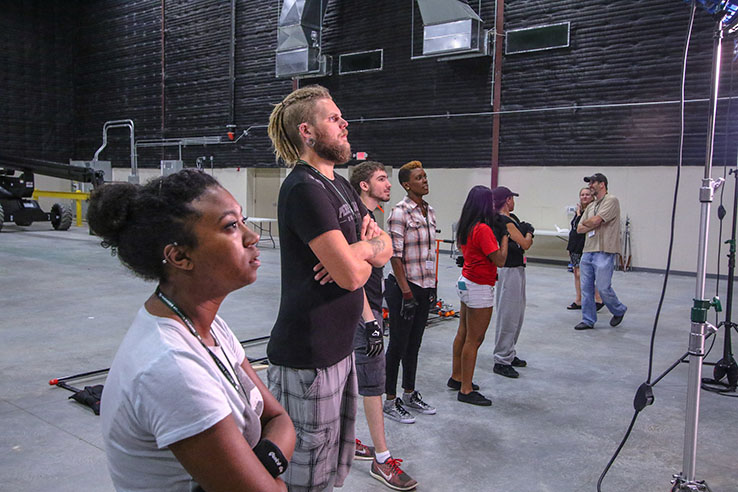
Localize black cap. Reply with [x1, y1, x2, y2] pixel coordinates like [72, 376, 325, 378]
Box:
[584, 173, 608, 187]
[492, 186, 519, 208]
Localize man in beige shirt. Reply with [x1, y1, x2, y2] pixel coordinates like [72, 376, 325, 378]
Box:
[574, 173, 627, 330]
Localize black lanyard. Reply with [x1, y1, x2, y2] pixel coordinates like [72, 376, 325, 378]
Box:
[299, 160, 362, 239]
[593, 195, 604, 216]
[421, 202, 432, 255]
[411, 199, 433, 256]
[156, 287, 244, 396]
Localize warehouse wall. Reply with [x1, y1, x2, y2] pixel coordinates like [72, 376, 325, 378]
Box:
[5, 0, 738, 275]
[91, 165, 734, 276]
[4, 0, 737, 169]
[1, 2, 77, 160]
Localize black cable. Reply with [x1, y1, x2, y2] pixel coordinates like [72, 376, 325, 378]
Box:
[646, 0, 696, 385]
[596, 410, 639, 491]
[597, 3, 697, 490]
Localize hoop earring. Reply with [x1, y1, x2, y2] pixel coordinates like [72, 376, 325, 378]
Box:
[307, 138, 315, 148]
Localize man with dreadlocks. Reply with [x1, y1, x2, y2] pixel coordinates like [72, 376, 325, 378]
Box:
[266, 85, 392, 491]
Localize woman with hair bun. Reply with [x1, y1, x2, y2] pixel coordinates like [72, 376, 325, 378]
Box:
[449, 185, 508, 406]
[89, 169, 295, 492]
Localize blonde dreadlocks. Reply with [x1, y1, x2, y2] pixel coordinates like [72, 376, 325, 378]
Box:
[267, 85, 332, 166]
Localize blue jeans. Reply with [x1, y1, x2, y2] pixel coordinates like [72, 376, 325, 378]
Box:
[580, 252, 627, 326]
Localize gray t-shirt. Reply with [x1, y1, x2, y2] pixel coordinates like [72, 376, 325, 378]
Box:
[101, 308, 264, 491]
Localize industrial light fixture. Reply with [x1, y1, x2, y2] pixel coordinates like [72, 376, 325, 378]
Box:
[686, 0, 738, 30]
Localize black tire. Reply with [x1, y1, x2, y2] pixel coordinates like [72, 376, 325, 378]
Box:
[0, 203, 4, 232]
[51, 203, 73, 230]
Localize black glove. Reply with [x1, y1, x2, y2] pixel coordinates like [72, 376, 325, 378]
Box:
[456, 255, 464, 267]
[491, 215, 507, 243]
[519, 221, 535, 237]
[400, 295, 418, 321]
[253, 438, 288, 477]
[364, 320, 384, 357]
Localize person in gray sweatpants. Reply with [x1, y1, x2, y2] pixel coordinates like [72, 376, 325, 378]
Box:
[491, 186, 534, 379]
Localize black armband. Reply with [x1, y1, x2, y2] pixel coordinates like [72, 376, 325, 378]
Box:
[253, 438, 288, 477]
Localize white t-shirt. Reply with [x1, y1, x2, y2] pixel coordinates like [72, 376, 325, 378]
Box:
[101, 307, 264, 492]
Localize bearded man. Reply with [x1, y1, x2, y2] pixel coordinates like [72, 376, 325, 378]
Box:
[266, 85, 392, 491]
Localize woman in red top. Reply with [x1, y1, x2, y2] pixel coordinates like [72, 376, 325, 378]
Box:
[449, 186, 509, 406]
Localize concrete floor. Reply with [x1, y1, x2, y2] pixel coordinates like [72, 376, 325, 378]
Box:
[1, 223, 737, 491]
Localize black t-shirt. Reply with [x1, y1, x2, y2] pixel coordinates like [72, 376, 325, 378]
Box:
[500, 213, 526, 268]
[567, 213, 586, 254]
[267, 165, 368, 369]
[365, 209, 384, 313]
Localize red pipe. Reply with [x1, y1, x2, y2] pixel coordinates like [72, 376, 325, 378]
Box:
[490, 0, 504, 189]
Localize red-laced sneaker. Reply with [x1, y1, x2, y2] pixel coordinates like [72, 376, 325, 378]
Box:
[354, 438, 375, 461]
[370, 457, 418, 491]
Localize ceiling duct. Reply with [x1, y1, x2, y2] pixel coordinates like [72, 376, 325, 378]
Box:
[276, 0, 332, 78]
[416, 0, 489, 59]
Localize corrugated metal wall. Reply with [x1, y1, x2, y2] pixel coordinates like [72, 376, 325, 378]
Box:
[499, 0, 733, 167]
[1, 2, 77, 160]
[2, 0, 737, 169]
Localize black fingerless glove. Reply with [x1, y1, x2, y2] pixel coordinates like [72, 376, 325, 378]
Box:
[400, 295, 418, 321]
[456, 255, 464, 267]
[364, 320, 384, 357]
[253, 438, 288, 477]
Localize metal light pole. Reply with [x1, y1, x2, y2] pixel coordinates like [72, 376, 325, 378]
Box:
[671, 14, 726, 492]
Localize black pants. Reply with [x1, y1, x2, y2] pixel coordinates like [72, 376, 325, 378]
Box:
[384, 275, 432, 396]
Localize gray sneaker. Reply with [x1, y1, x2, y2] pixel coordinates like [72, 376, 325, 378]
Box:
[401, 391, 436, 415]
[383, 398, 416, 424]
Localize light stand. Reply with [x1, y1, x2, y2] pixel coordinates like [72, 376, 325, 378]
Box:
[705, 167, 738, 389]
[671, 6, 733, 490]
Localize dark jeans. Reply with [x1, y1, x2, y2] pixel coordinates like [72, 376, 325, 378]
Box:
[384, 274, 432, 396]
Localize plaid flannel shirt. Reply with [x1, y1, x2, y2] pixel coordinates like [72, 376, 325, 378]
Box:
[387, 196, 437, 289]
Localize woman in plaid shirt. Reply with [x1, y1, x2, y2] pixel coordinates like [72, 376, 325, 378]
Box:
[383, 160, 438, 424]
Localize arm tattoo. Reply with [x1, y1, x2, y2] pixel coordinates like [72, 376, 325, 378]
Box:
[368, 237, 384, 259]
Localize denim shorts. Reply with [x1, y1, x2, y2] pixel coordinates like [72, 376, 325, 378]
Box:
[456, 275, 495, 309]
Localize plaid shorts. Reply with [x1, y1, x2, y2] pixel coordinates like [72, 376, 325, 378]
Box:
[267, 353, 358, 491]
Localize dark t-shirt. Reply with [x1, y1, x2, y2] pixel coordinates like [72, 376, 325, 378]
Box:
[267, 165, 368, 369]
[567, 213, 586, 254]
[365, 209, 384, 313]
[500, 213, 526, 268]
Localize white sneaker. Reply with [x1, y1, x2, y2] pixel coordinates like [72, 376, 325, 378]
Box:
[401, 391, 436, 415]
[383, 398, 416, 424]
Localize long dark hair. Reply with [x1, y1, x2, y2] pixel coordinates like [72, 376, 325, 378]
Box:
[457, 185, 496, 246]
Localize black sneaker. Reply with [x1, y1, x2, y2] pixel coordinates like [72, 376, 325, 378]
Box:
[511, 357, 527, 367]
[457, 390, 492, 406]
[493, 363, 519, 379]
[610, 312, 625, 327]
[446, 377, 479, 391]
[596, 302, 605, 311]
[574, 322, 594, 330]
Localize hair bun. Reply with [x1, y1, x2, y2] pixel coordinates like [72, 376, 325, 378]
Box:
[87, 183, 140, 248]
